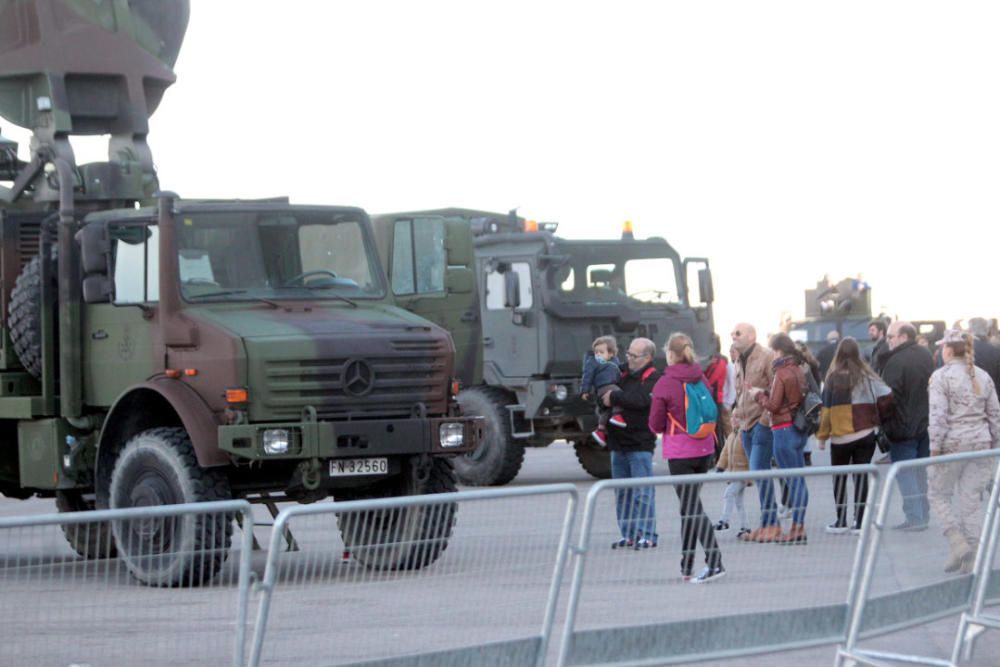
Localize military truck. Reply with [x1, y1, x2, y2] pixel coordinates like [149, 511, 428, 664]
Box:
[0, 0, 482, 585]
[787, 276, 946, 356]
[370, 208, 715, 485]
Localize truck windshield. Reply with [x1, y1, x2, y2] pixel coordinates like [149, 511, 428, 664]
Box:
[548, 255, 683, 307]
[175, 210, 385, 301]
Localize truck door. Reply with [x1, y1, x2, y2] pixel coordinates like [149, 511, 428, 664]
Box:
[82, 223, 158, 405]
[481, 259, 540, 382]
[387, 216, 482, 386]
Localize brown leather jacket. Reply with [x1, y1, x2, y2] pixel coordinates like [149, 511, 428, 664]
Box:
[758, 357, 806, 426]
[734, 343, 775, 431]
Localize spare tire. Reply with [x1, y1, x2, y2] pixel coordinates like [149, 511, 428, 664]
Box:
[8, 252, 56, 379]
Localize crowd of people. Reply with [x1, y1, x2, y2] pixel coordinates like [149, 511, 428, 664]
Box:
[582, 316, 1000, 584]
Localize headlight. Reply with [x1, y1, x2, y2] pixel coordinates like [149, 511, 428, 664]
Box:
[262, 429, 290, 455]
[552, 384, 569, 401]
[439, 422, 465, 448]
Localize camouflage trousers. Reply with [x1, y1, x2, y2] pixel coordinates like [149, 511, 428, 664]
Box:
[928, 441, 993, 539]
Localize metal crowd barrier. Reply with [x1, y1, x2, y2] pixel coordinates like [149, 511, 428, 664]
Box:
[0, 499, 254, 667]
[247, 484, 579, 667]
[837, 449, 1000, 667]
[556, 465, 883, 666]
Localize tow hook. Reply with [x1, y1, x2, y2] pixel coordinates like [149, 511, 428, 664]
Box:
[300, 458, 322, 490]
[412, 454, 433, 485]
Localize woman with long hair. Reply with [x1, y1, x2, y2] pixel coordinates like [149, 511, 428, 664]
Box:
[927, 329, 1000, 573]
[753, 333, 809, 544]
[815, 337, 892, 533]
[649, 332, 725, 583]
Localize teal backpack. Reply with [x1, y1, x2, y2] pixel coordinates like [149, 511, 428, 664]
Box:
[669, 381, 719, 439]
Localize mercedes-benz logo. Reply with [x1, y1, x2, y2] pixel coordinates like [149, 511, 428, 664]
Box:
[342, 358, 374, 397]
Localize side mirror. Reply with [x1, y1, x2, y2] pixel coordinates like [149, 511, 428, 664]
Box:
[77, 222, 110, 275]
[445, 267, 474, 294]
[698, 268, 714, 304]
[504, 270, 521, 308]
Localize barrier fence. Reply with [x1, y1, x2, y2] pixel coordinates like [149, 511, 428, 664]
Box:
[246, 484, 578, 667]
[2, 457, 1000, 666]
[0, 499, 254, 667]
[837, 449, 1000, 667]
[556, 465, 882, 666]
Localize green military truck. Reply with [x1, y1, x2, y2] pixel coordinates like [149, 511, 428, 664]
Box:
[370, 208, 716, 485]
[0, 0, 482, 585]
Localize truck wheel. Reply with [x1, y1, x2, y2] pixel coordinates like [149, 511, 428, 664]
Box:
[453, 386, 524, 486]
[337, 457, 457, 571]
[573, 440, 612, 479]
[55, 490, 117, 559]
[8, 252, 55, 379]
[108, 427, 233, 586]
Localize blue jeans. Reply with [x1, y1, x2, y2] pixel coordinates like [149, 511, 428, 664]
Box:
[611, 450, 657, 542]
[890, 431, 930, 525]
[742, 424, 778, 527]
[772, 425, 809, 525]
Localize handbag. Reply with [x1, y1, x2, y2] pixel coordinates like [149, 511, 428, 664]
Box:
[793, 369, 822, 435]
[867, 377, 892, 453]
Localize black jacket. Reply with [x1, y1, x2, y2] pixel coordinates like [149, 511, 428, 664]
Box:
[816, 341, 838, 381]
[973, 337, 1000, 397]
[878, 340, 934, 441]
[868, 338, 890, 374]
[607, 362, 661, 452]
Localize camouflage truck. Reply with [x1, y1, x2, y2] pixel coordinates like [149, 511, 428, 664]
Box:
[0, 0, 482, 585]
[370, 208, 716, 485]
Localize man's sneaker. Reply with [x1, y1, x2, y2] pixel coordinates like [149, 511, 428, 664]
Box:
[611, 538, 634, 549]
[633, 538, 656, 550]
[609, 414, 627, 428]
[736, 527, 752, 540]
[713, 520, 730, 531]
[591, 429, 608, 447]
[893, 520, 929, 532]
[691, 565, 727, 584]
[825, 522, 850, 535]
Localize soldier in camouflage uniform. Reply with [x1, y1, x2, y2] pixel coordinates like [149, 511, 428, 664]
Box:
[927, 329, 1000, 574]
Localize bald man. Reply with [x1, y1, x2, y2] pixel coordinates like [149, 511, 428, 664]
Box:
[879, 321, 934, 530]
[731, 323, 782, 542]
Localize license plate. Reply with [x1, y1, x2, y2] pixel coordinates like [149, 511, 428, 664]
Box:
[329, 457, 389, 477]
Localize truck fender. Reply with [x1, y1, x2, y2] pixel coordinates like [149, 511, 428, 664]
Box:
[95, 379, 228, 505]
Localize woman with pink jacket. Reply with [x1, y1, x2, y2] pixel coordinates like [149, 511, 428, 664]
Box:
[649, 333, 726, 584]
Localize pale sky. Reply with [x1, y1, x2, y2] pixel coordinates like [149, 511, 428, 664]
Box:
[6, 1, 1000, 338]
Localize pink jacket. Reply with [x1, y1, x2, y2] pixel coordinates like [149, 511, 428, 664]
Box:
[649, 362, 717, 460]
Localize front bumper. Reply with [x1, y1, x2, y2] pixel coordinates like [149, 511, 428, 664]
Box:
[218, 415, 484, 461]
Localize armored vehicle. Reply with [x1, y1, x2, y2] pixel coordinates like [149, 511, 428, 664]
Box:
[0, 0, 482, 585]
[787, 276, 946, 357]
[370, 208, 715, 485]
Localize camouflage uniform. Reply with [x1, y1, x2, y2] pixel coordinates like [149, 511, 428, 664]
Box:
[927, 360, 1000, 541]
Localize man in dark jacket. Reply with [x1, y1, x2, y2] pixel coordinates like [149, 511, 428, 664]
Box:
[969, 318, 1000, 396]
[868, 320, 889, 374]
[604, 337, 661, 549]
[879, 321, 934, 530]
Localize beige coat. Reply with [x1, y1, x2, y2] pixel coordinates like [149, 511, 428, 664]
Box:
[734, 343, 775, 431]
[717, 430, 748, 472]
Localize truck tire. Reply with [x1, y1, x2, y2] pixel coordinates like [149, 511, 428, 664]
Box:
[337, 457, 457, 571]
[108, 427, 233, 586]
[55, 490, 117, 559]
[453, 386, 524, 486]
[8, 253, 55, 379]
[573, 440, 612, 479]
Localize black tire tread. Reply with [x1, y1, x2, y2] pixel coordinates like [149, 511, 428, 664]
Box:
[454, 386, 525, 486]
[8, 254, 49, 379]
[572, 440, 612, 479]
[55, 490, 118, 560]
[110, 427, 233, 587]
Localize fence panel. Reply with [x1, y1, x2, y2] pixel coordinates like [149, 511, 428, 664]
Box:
[0, 499, 254, 667]
[558, 465, 880, 666]
[248, 484, 578, 667]
[838, 450, 1000, 666]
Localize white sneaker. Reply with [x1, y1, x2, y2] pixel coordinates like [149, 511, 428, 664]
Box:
[776, 505, 790, 520]
[825, 523, 850, 535]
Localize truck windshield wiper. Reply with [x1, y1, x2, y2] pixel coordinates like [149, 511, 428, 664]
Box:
[298, 284, 358, 307]
[187, 289, 281, 309]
